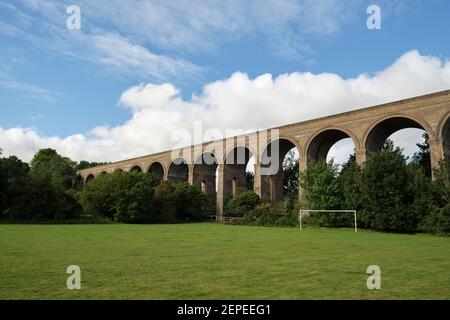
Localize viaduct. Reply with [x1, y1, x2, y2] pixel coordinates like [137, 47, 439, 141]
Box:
[77, 89, 450, 215]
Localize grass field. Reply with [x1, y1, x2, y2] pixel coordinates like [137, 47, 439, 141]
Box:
[1, 223, 449, 300]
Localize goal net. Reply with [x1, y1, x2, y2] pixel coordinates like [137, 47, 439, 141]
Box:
[299, 210, 357, 232]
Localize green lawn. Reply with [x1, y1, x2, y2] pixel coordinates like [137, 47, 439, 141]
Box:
[1, 223, 449, 299]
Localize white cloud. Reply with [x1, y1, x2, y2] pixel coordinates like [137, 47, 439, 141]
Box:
[1, 50, 449, 163]
[13, 0, 366, 62]
[88, 33, 201, 80]
[1, 1, 201, 82]
[79, 0, 356, 61]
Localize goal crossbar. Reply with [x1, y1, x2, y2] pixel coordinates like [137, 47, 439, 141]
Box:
[299, 210, 357, 232]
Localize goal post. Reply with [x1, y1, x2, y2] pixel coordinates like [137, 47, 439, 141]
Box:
[299, 209, 357, 233]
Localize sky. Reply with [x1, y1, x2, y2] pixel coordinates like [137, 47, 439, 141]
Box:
[0, 0, 450, 164]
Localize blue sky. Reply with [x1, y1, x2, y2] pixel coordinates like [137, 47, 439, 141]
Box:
[1, 0, 450, 162]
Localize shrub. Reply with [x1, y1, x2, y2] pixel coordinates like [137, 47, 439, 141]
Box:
[300, 160, 348, 227]
[300, 160, 342, 210]
[5, 174, 81, 221]
[79, 171, 123, 220]
[420, 204, 450, 235]
[241, 197, 298, 227]
[114, 178, 156, 223]
[358, 147, 427, 232]
[153, 181, 212, 222]
[79, 171, 156, 223]
[225, 189, 260, 217]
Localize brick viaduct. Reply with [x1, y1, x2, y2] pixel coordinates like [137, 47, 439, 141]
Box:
[77, 90, 450, 215]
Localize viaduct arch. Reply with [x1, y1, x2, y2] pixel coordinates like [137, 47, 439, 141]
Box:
[77, 90, 450, 215]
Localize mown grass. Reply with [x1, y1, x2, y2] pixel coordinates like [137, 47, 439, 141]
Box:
[0, 223, 449, 299]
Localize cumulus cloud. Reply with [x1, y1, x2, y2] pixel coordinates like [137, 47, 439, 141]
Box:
[1, 50, 449, 163]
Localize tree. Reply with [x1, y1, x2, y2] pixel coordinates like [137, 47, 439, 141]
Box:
[299, 160, 349, 227]
[6, 173, 81, 221]
[75, 161, 109, 171]
[337, 154, 362, 211]
[30, 149, 76, 191]
[420, 158, 450, 235]
[282, 150, 299, 196]
[0, 156, 30, 216]
[225, 189, 260, 217]
[153, 181, 212, 222]
[299, 160, 341, 210]
[80, 171, 157, 223]
[246, 171, 254, 190]
[432, 158, 450, 205]
[359, 145, 426, 232]
[411, 132, 432, 177]
[79, 171, 128, 220]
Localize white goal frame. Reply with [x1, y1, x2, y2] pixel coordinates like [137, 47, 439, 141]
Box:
[299, 210, 357, 233]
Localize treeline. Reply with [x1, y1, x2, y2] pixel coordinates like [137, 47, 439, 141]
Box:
[79, 172, 211, 223]
[0, 148, 211, 223]
[0, 149, 82, 221]
[224, 141, 450, 235]
[1, 142, 449, 234]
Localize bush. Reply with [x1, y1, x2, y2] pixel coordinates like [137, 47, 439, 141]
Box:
[300, 160, 349, 227]
[225, 189, 260, 217]
[5, 174, 81, 221]
[114, 177, 156, 223]
[420, 204, 450, 235]
[300, 160, 342, 210]
[153, 181, 212, 222]
[79, 171, 156, 223]
[358, 147, 428, 232]
[240, 196, 298, 227]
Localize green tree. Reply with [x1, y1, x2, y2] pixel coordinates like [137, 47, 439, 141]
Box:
[30, 148, 76, 191]
[421, 158, 450, 235]
[411, 132, 432, 177]
[6, 173, 81, 221]
[225, 189, 260, 217]
[0, 156, 30, 216]
[282, 150, 299, 196]
[246, 171, 254, 190]
[153, 181, 212, 222]
[337, 154, 362, 211]
[359, 145, 426, 232]
[299, 160, 351, 227]
[79, 171, 157, 223]
[75, 161, 109, 171]
[300, 160, 342, 210]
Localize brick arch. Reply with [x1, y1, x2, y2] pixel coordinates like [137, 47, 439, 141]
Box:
[193, 152, 219, 198]
[167, 157, 190, 182]
[363, 114, 433, 155]
[258, 135, 301, 164]
[223, 143, 257, 166]
[305, 126, 359, 163]
[438, 110, 450, 140]
[146, 161, 166, 178]
[438, 111, 450, 159]
[129, 164, 143, 172]
[259, 136, 301, 203]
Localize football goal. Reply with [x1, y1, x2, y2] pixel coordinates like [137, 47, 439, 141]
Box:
[299, 209, 357, 232]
